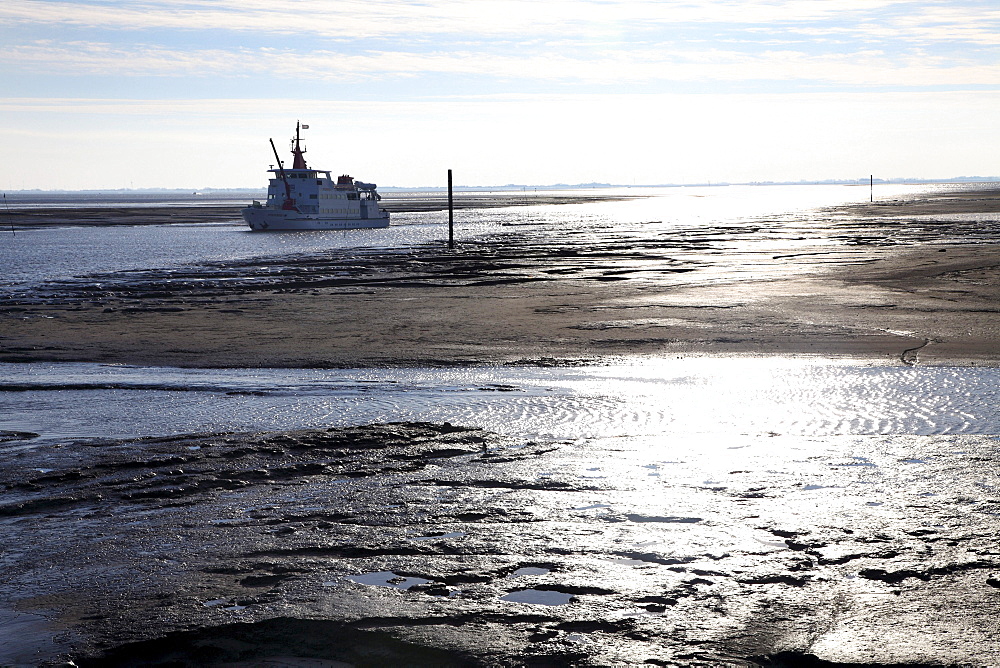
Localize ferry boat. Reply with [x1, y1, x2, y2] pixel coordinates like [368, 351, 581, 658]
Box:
[242, 122, 390, 231]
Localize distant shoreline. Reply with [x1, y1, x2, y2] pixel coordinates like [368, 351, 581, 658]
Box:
[6, 183, 1000, 228]
[1, 192, 641, 227]
[8, 182, 1000, 228]
[4, 177, 998, 196]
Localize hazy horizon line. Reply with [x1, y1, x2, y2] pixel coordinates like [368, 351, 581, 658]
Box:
[5, 176, 999, 196]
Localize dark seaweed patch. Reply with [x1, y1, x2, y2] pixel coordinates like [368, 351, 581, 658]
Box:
[75, 617, 479, 667]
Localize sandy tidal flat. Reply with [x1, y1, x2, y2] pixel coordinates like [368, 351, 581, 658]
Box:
[3, 188, 1000, 367]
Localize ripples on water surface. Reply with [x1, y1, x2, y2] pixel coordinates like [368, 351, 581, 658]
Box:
[3, 360, 999, 447]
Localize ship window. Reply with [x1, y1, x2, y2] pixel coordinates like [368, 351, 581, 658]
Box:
[310, 194, 318, 199]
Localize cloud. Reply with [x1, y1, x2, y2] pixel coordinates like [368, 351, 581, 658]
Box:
[3, 0, 997, 99]
[3, 39, 998, 89]
[891, 6, 1000, 45]
[1, 0, 997, 44]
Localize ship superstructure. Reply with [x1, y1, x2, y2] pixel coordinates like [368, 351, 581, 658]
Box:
[242, 122, 390, 231]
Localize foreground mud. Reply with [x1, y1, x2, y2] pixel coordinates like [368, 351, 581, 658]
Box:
[2, 423, 998, 666]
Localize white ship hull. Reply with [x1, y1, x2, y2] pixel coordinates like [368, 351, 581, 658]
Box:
[243, 207, 390, 231]
[244, 122, 391, 232]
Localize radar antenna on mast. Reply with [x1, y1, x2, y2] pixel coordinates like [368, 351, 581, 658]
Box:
[291, 121, 308, 170]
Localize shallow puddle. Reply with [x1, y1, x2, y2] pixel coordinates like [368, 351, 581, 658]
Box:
[345, 571, 431, 590]
[501, 589, 574, 606]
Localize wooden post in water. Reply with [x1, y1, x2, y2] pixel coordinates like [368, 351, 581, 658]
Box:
[448, 169, 454, 249]
[870, 175, 874, 202]
[3, 193, 14, 236]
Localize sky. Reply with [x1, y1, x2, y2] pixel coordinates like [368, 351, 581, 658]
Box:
[1, 0, 999, 190]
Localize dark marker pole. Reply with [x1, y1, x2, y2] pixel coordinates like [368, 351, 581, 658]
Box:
[3, 194, 13, 236]
[448, 169, 454, 249]
[870, 174, 874, 203]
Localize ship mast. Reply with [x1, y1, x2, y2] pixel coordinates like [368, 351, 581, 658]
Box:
[291, 120, 308, 169]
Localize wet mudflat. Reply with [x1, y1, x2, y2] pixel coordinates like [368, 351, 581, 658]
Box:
[2, 422, 999, 666]
[3, 185, 1000, 666]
